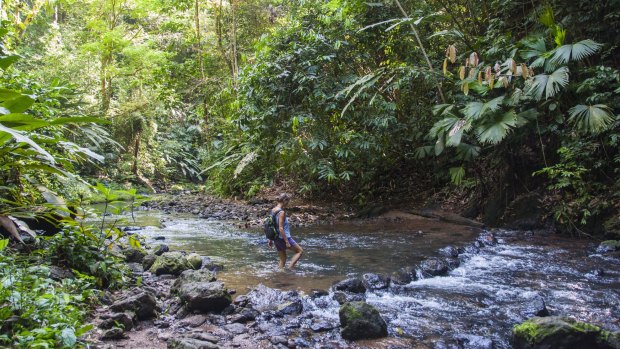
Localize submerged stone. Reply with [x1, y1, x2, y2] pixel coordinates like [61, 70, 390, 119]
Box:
[339, 301, 387, 340]
[512, 316, 620, 349]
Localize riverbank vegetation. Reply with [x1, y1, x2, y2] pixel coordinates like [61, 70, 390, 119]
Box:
[0, 0, 618, 347]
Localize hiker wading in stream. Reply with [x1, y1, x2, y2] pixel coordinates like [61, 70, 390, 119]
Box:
[268, 193, 303, 269]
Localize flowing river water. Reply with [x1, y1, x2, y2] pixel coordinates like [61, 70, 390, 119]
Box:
[108, 208, 620, 348]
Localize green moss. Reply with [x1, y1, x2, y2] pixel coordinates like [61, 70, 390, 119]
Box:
[513, 321, 545, 342]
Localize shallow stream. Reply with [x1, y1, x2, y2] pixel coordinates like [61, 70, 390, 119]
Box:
[104, 208, 620, 348]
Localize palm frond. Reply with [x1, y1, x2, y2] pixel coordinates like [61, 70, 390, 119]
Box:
[550, 40, 602, 65]
[476, 110, 517, 144]
[568, 104, 615, 134]
[528, 66, 569, 100]
[461, 96, 504, 120]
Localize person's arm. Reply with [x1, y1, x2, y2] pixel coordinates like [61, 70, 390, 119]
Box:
[278, 211, 290, 247]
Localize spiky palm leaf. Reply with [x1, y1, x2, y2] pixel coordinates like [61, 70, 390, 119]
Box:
[550, 40, 602, 65]
[528, 66, 569, 100]
[461, 96, 505, 120]
[476, 110, 517, 144]
[568, 104, 615, 134]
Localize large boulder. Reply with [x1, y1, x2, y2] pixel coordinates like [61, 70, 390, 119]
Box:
[149, 251, 193, 276]
[178, 281, 232, 313]
[110, 291, 157, 320]
[339, 301, 388, 340]
[390, 266, 416, 285]
[512, 316, 620, 349]
[171, 269, 217, 294]
[332, 278, 366, 294]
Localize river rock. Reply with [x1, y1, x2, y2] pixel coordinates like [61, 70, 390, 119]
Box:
[333, 291, 365, 305]
[109, 291, 157, 320]
[418, 257, 449, 277]
[597, 240, 620, 254]
[362, 273, 390, 290]
[512, 316, 620, 349]
[122, 248, 146, 263]
[332, 278, 366, 294]
[100, 327, 125, 340]
[390, 266, 416, 285]
[172, 268, 217, 293]
[154, 244, 170, 256]
[150, 251, 193, 276]
[339, 301, 388, 340]
[99, 311, 135, 331]
[167, 337, 219, 349]
[49, 265, 74, 281]
[187, 253, 203, 269]
[228, 307, 260, 323]
[142, 253, 157, 270]
[178, 281, 232, 313]
[275, 300, 303, 316]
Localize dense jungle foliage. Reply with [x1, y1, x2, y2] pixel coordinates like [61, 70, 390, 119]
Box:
[0, 0, 619, 346]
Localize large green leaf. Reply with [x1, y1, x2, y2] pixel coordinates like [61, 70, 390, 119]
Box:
[476, 110, 517, 144]
[550, 40, 602, 65]
[461, 96, 504, 120]
[567, 104, 615, 134]
[528, 67, 569, 100]
[0, 95, 35, 113]
[0, 124, 55, 164]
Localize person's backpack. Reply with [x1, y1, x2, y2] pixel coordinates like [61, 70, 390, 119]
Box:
[263, 209, 282, 240]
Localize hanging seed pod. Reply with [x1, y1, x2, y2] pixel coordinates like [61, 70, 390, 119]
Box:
[463, 82, 470, 95]
[459, 66, 465, 80]
[469, 52, 479, 67]
[490, 74, 495, 89]
[465, 58, 470, 68]
[469, 68, 475, 79]
[494, 62, 501, 73]
[443, 58, 448, 76]
[485, 66, 492, 81]
[509, 59, 517, 74]
[499, 76, 509, 88]
[521, 63, 528, 79]
[446, 44, 457, 64]
[478, 71, 483, 84]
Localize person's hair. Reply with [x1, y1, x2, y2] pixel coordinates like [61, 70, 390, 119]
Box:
[276, 192, 291, 203]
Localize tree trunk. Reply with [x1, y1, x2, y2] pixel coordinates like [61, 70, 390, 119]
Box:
[195, 0, 204, 79]
[231, 0, 239, 83]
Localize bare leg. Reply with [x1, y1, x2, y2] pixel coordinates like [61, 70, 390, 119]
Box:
[278, 250, 287, 268]
[288, 244, 303, 269]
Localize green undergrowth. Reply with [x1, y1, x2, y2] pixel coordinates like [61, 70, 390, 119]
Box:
[0, 249, 96, 348]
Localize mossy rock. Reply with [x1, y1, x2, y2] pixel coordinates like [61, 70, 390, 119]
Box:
[339, 301, 387, 341]
[186, 253, 203, 270]
[149, 251, 192, 276]
[512, 316, 620, 349]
